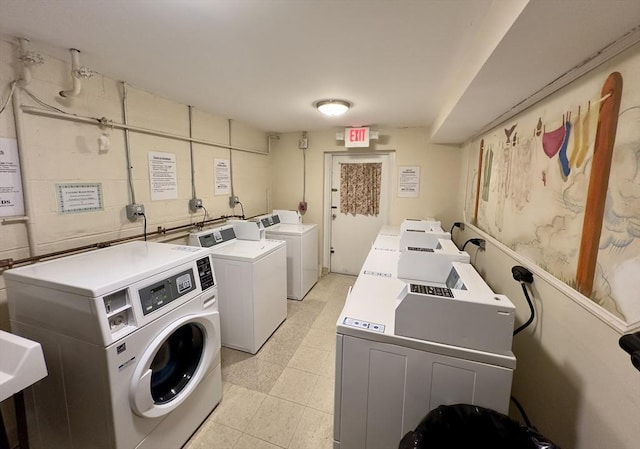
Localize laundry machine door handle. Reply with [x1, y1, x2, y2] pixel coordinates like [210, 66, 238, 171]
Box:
[132, 369, 154, 414]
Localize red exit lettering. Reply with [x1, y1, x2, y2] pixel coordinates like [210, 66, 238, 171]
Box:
[349, 128, 365, 142]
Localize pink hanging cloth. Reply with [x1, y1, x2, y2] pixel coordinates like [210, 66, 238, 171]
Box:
[542, 114, 566, 158]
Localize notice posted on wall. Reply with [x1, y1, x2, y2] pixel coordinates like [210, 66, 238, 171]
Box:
[0, 137, 25, 217]
[214, 158, 231, 195]
[56, 183, 104, 214]
[148, 151, 178, 201]
[398, 166, 420, 198]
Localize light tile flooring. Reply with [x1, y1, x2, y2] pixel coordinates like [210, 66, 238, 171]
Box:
[184, 273, 355, 449]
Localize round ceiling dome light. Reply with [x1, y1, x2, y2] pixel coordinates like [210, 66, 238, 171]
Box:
[315, 99, 351, 116]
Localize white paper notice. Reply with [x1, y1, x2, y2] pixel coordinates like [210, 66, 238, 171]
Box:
[0, 137, 25, 217]
[215, 158, 231, 195]
[398, 166, 420, 198]
[148, 152, 178, 200]
[56, 183, 104, 214]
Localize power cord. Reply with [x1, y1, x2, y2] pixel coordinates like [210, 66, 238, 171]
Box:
[199, 206, 208, 228]
[237, 201, 245, 219]
[512, 265, 535, 336]
[141, 213, 147, 241]
[461, 238, 485, 251]
[618, 331, 640, 372]
[510, 395, 532, 428]
[510, 266, 536, 430]
[449, 221, 464, 235]
[23, 87, 68, 114]
[0, 80, 17, 115]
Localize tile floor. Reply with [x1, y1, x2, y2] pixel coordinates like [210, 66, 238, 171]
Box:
[184, 273, 355, 449]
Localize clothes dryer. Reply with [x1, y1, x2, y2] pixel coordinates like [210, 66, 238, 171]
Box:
[4, 241, 222, 449]
[333, 227, 516, 449]
[189, 225, 287, 353]
[258, 212, 318, 300]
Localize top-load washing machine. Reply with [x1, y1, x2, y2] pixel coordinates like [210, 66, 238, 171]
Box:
[4, 241, 222, 449]
[189, 224, 287, 353]
[258, 210, 318, 300]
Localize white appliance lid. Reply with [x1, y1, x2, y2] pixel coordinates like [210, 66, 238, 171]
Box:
[208, 238, 285, 261]
[4, 241, 210, 297]
[264, 223, 317, 236]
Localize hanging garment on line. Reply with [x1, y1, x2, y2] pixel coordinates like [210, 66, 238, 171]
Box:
[575, 101, 592, 168]
[568, 106, 581, 168]
[542, 119, 566, 158]
[558, 117, 572, 177]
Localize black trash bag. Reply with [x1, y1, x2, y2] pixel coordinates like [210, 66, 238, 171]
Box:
[398, 404, 561, 449]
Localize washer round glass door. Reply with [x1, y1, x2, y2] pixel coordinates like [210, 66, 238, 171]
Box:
[150, 323, 203, 403]
[130, 311, 219, 418]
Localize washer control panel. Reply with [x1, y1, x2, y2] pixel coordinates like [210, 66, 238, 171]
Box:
[260, 214, 280, 228]
[197, 256, 216, 290]
[138, 269, 196, 315]
[407, 246, 434, 252]
[410, 283, 453, 298]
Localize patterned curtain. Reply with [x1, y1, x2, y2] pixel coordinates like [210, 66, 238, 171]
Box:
[340, 162, 382, 216]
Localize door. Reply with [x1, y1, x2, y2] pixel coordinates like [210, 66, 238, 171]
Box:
[330, 153, 391, 275]
[130, 311, 219, 418]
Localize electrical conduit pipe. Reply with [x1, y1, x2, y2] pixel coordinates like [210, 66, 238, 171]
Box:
[17, 38, 32, 86]
[59, 49, 82, 98]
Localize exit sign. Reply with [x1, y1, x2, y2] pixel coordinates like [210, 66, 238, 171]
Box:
[345, 127, 370, 148]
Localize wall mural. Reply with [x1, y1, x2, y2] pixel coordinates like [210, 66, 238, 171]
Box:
[465, 46, 640, 325]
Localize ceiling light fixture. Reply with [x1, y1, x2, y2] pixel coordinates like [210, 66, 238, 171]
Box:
[315, 99, 351, 116]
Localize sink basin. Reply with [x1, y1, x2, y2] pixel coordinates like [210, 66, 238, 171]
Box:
[0, 330, 48, 402]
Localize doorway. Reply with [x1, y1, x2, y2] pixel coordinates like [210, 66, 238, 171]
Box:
[324, 152, 393, 275]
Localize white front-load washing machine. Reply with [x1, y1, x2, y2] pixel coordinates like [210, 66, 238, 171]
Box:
[189, 224, 287, 354]
[5, 241, 222, 449]
[258, 212, 318, 300]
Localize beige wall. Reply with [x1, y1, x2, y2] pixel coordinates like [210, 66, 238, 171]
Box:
[0, 37, 271, 320]
[454, 49, 640, 449]
[270, 127, 461, 270]
[452, 223, 640, 449]
[0, 38, 270, 443]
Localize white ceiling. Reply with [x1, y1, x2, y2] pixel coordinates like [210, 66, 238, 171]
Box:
[1, 0, 639, 143]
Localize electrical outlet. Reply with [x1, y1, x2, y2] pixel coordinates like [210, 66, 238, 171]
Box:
[126, 203, 145, 221]
[189, 198, 203, 213]
[511, 266, 534, 284]
[229, 196, 239, 208]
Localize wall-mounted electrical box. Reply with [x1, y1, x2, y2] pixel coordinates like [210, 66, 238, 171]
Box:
[126, 204, 145, 221]
[189, 198, 203, 213]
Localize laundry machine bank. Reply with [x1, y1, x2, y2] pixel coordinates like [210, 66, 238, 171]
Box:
[5, 242, 222, 449]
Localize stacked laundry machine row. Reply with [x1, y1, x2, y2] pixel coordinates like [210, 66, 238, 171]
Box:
[334, 219, 517, 449]
[188, 220, 287, 355]
[2, 210, 316, 449]
[188, 210, 318, 352]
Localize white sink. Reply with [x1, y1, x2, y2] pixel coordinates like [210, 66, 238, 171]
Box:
[0, 330, 48, 402]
